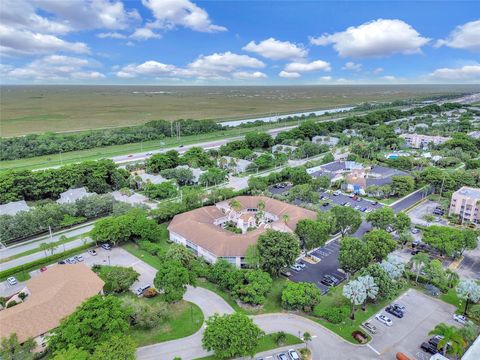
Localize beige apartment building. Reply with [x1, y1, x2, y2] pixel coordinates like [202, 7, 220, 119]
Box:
[449, 186, 480, 225]
[400, 133, 450, 149]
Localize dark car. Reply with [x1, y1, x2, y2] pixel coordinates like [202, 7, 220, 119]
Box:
[421, 342, 438, 355]
[322, 202, 330, 207]
[58, 260, 66, 264]
[429, 336, 450, 352]
[411, 249, 420, 255]
[385, 305, 404, 318]
[320, 276, 337, 287]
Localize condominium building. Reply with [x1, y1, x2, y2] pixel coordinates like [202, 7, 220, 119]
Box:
[400, 134, 450, 149]
[449, 187, 480, 225]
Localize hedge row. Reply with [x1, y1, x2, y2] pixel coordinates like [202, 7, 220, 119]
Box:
[0, 243, 93, 280]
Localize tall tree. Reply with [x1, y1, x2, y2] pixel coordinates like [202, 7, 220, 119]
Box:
[202, 313, 264, 359]
[357, 275, 378, 311]
[154, 260, 191, 303]
[295, 219, 330, 250]
[338, 237, 372, 275]
[380, 254, 405, 280]
[48, 295, 130, 354]
[456, 279, 480, 315]
[343, 279, 367, 320]
[331, 206, 362, 237]
[366, 207, 396, 230]
[281, 282, 321, 312]
[90, 335, 136, 360]
[364, 229, 396, 262]
[428, 323, 466, 356]
[394, 212, 411, 233]
[411, 252, 430, 283]
[0, 334, 35, 360]
[257, 230, 300, 276]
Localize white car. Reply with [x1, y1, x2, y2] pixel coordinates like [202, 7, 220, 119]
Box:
[333, 190, 341, 196]
[453, 314, 468, 325]
[288, 349, 300, 360]
[75, 255, 84, 262]
[375, 313, 393, 326]
[67, 257, 77, 264]
[88, 249, 97, 256]
[393, 303, 406, 312]
[290, 264, 302, 272]
[296, 262, 306, 269]
[7, 277, 17, 286]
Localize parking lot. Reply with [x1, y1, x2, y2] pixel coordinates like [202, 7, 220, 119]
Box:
[317, 191, 383, 213]
[407, 200, 448, 226]
[366, 289, 458, 360]
[290, 240, 346, 294]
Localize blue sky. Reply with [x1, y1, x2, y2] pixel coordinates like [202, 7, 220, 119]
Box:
[1, 0, 479, 84]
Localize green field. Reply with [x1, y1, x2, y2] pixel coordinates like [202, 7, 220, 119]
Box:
[1, 84, 474, 137]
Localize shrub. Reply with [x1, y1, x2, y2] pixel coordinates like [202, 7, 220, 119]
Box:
[18, 292, 27, 301]
[313, 305, 349, 324]
[0, 297, 6, 307]
[6, 300, 17, 308]
[143, 288, 157, 298]
[138, 241, 165, 256]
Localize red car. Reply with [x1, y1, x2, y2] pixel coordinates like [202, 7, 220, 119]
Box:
[40, 267, 48, 272]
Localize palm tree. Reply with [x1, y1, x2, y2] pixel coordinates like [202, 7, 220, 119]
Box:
[343, 279, 367, 320]
[456, 279, 480, 315]
[303, 332, 312, 350]
[445, 269, 459, 289]
[39, 243, 50, 257]
[429, 323, 466, 356]
[357, 275, 378, 311]
[282, 213, 290, 224]
[257, 200, 265, 212]
[411, 252, 430, 283]
[229, 199, 242, 212]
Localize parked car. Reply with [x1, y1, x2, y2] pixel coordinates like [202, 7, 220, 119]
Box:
[421, 342, 438, 355]
[280, 268, 292, 277]
[429, 335, 450, 352]
[386, 226, 395, 233]
[393, 303, 406, 312]
[146, 152, 153, 156]
[58, 260, 66, 264]
[135, 284, 152, 296]
[67, 257, 77, 264]
[40, 267, 48, 272]
[7, 277, 17, 286]
[385, 305, 404, 318]
[296, 262, 306, 269]
[361, 207, 368, 212]
[276, 353, 288, 360]
[361, 322, 377, 334]
[322, 202, 330, 207]
[88, 249, 97, 256]
[354, 205, 361, 210]
[349, 193, 355, 198]
[75, 255, 84, 262]
[101, 243, 112, 250]
[411, 228, 420, 234]
[371, 201, 378, 205]
[320, 275, 339, 287]
[453, 314, 469, 325]
[375, 313, 393, 326]
[344, 202, 351, 207]
[290, 264, 302, 272]
[288, 349, 300, 360]
[433, 209, 444, 216]
[333, 190, 341, 196]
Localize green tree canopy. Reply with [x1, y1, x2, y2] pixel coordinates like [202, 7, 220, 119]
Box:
[202, 313, 264, 359]
[281, 282, 321, 312]
[154, 259, 192, 302]
[257, 230, 300, 276]
[295, 219, 330, 250]
[233, 269, 273, 305]
[48, 295, 130, 354]
[330, 206, 362, 237]
[364, 229, 396, 262]
[90, 335, 136, 360]
[339, 237, 372, 275]
[366, 207, 396, 230]
[93, 265, 139, 294]
[0, 334, 35, 360]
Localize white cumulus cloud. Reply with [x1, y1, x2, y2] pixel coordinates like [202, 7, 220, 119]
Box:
[342, 62, 362, 72]
[242, 38, 307, 60]
[141, 0, 226, 33]
[130, 28, 161, 40]
[436, 19, 480, 51]
[427, 64, 480, 82]
[279, 71, 301, 78]
[233, 71, 267, 80]
[310, 19, 430, 58]
[284, 60, 331, 73]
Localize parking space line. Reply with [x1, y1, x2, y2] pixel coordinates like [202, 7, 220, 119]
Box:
[366, 344, 381, 356]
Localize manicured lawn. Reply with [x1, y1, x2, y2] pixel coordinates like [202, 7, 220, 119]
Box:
[194, 332, 302, 360]
[121, 293, 204, 347]
[309, 284, 408, 344]
[440, 287, 461, 308]
[121, 223, 170, 270]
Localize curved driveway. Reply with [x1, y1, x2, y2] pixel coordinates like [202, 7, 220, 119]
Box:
[136, 286, 376, 360]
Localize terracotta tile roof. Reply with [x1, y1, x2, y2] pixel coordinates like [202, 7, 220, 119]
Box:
[168, 196, 316, 257]
[0, 264, 104, 343]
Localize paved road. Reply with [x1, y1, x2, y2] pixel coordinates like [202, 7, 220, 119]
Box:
[136, 284, 376, 360]
[136, 286, 235, 360]
[390, 187, 432, 214]
[0, 223, 95, 259]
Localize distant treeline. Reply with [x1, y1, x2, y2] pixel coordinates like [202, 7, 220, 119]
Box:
[0, 103, 463, 161]
[0, 159, 129, 204]
[0, 119, 222, 161]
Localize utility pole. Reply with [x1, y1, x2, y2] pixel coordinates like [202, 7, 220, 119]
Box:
[48, 225, 53, 243]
